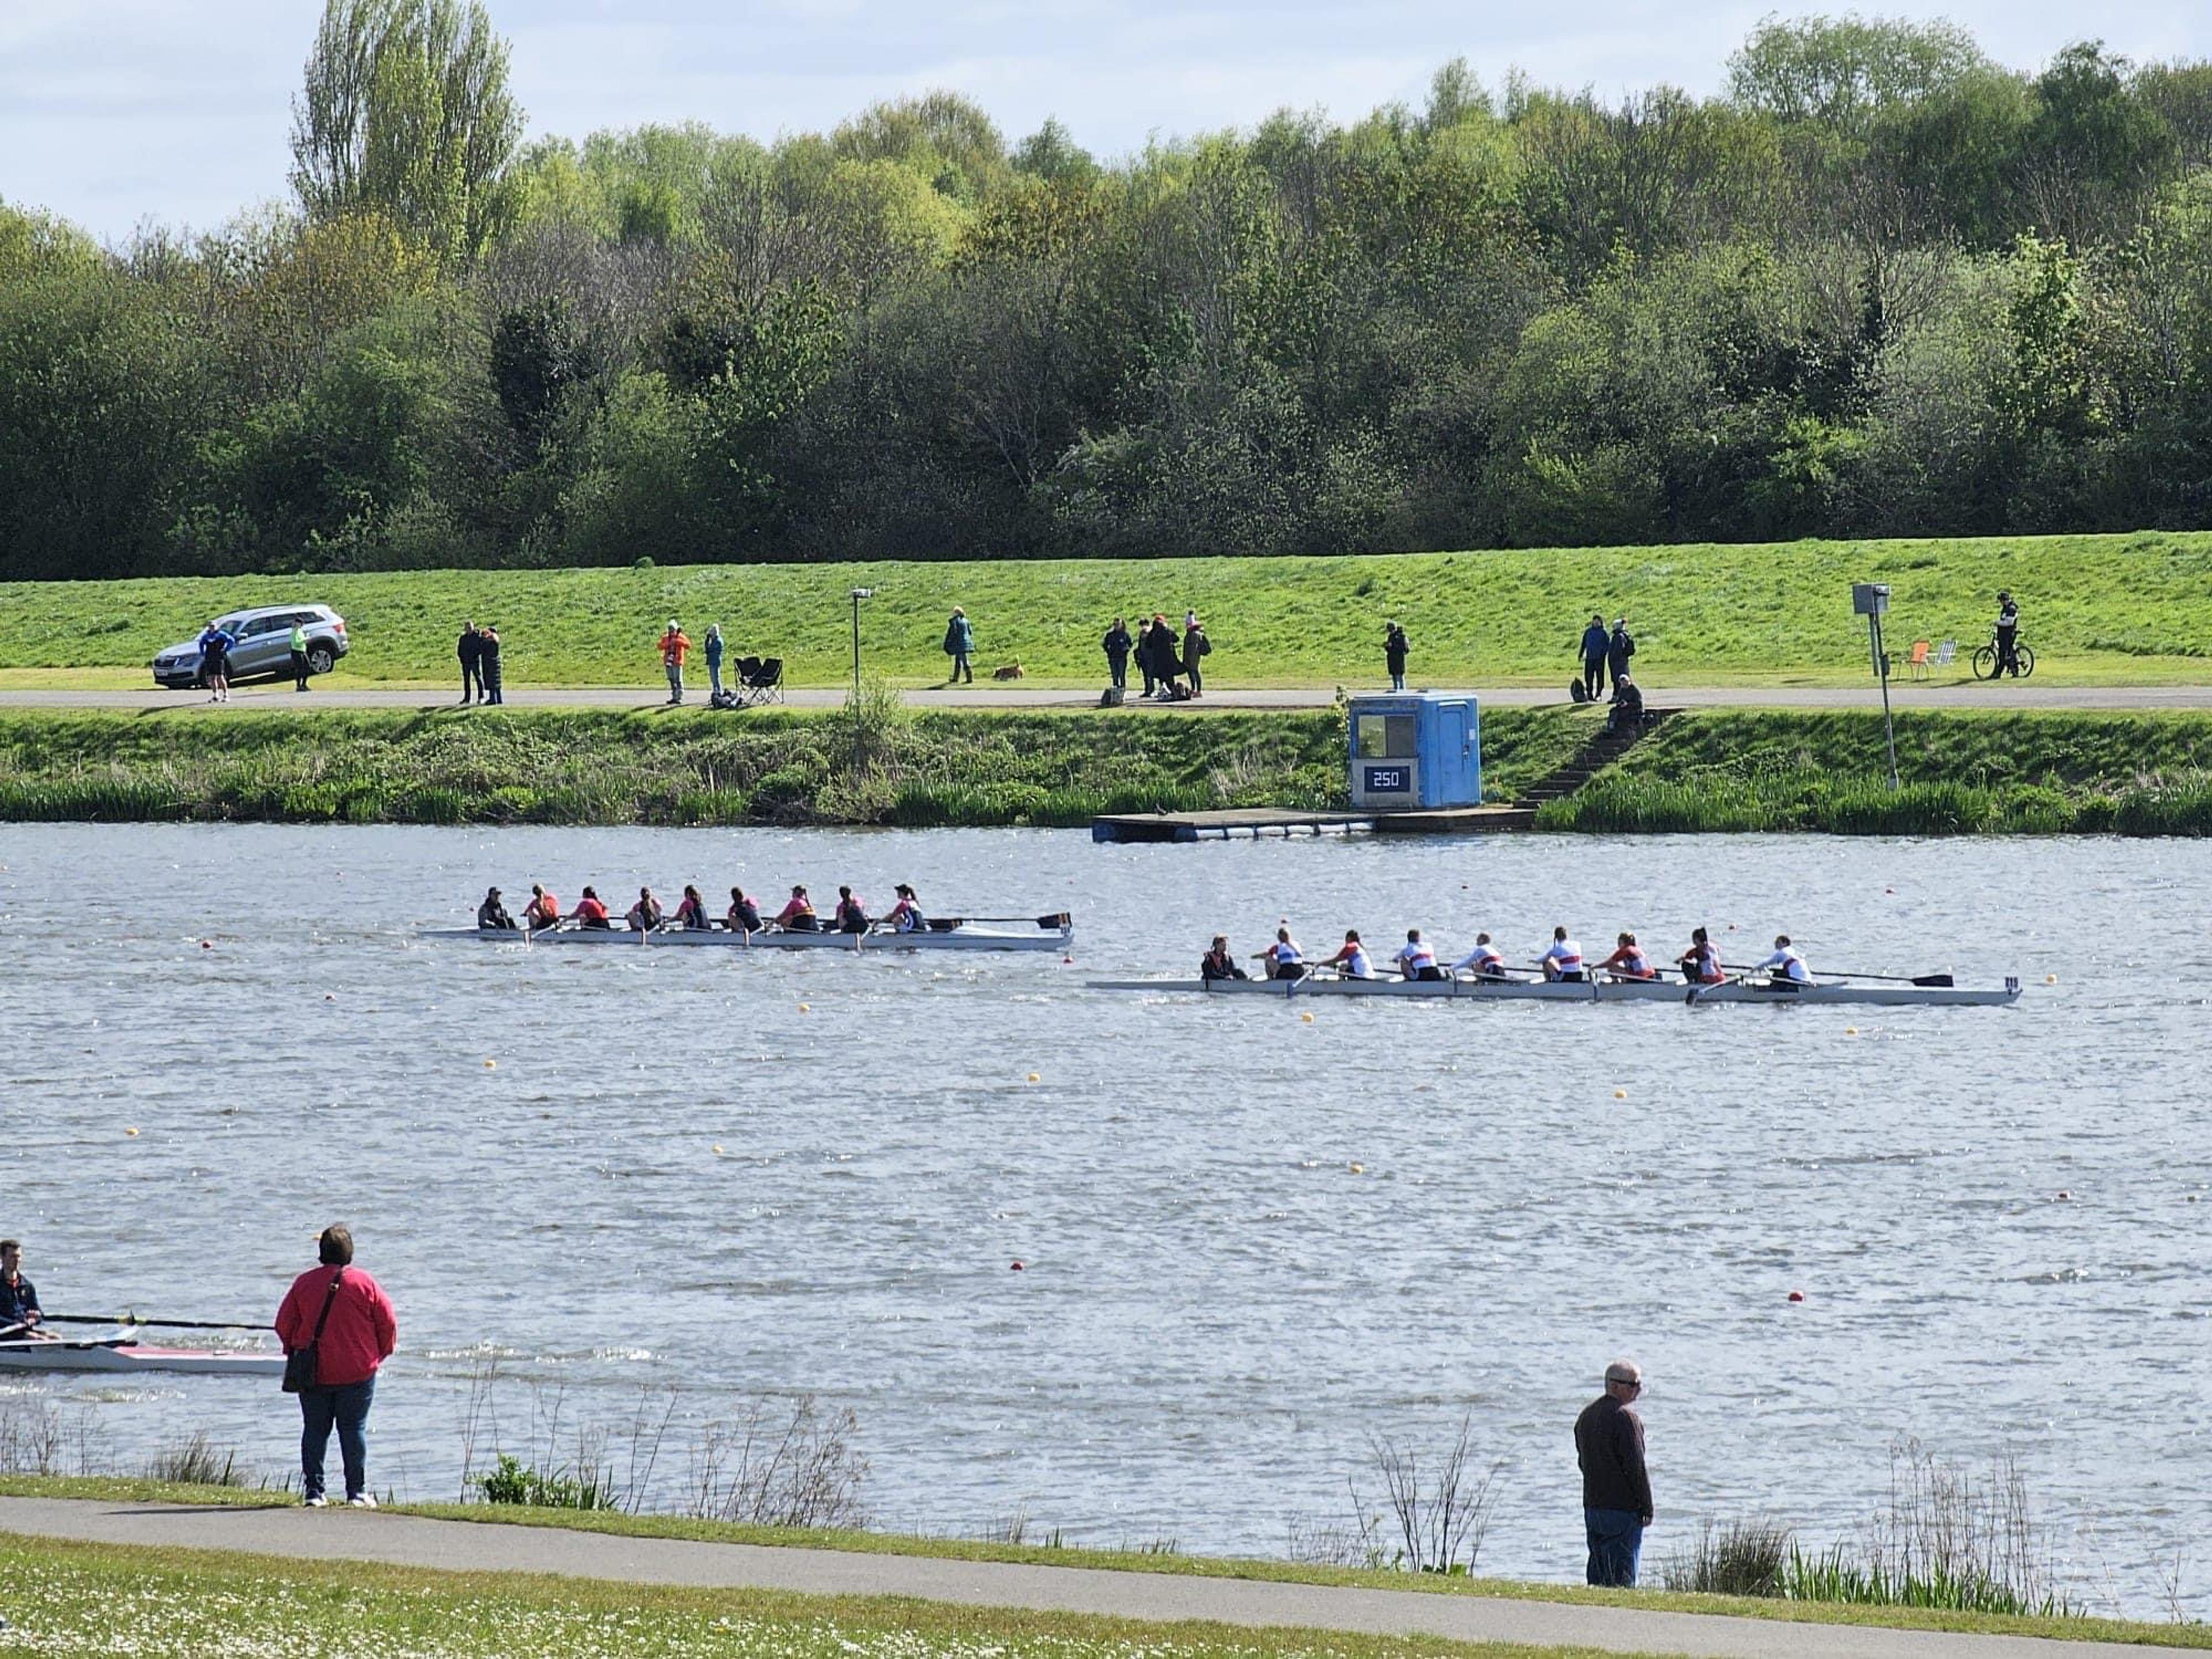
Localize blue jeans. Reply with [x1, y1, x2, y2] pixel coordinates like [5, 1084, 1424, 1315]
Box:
[1585, 1507, 1644, 1586]
[300, 1374, 376, 1501]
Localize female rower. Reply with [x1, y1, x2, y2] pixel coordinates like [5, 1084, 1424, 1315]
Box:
[574, 886, 612, 929]
[834, 886, 871, 933]
[1323, 929, 1373, 980]
[1539, 926, 1585, 982]
[885, 884, 926, 932]
[1596, 931, 1655, 980]
[523, 883, 560, 931]
[775, 885, 818, 931]
[1252, 925, 1304, 980]
[1200, 935, 1247, 981]
[626, 887, 664, 931]
[673, 885, 709, 930]
[725, 886, 762, 934]
[1395, 928, 1445, 982]
[1756, 934, 1813, 985]
[1676, 926, 1725, 984]
[1450, 932, 1508, 979]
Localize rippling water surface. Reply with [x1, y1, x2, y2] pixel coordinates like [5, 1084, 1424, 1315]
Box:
[0, 824, 2204, 1611]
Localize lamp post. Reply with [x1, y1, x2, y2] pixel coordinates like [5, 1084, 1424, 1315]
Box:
[1852, 581, 1900, 790]
[849, 588, 874, 691]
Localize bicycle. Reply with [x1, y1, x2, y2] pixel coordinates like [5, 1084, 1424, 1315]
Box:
[1971, 630, 2035, 680]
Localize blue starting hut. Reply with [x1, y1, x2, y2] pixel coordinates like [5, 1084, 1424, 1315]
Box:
[1347, 693, 1480, 810]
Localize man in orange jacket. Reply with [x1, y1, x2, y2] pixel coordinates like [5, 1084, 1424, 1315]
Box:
[658, 620, 691, 704]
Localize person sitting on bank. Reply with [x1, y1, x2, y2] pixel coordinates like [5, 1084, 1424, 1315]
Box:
[1323, 929, 1373, 979]
[0, 1240, 48, 1341]
[1252, 925, 1304, 980]
[1607, 673, 1644, 734]
[672, 884, 709, 930]
[573, 885, 611, 929]
[725, 886, 762, 933]
[775, 885, 818, 931]
[885, 884, 926, 932]
[626, 887, 665, 931]
[477, 887, 516, 930]
[1396, 928, 1445, 981]
[1596, 931, 1654, 980]
[834, 886, 870, 933]
[1676, 926, 1724, 984]
[523, 884, 560, 932]
[1200, 935, 1247, 981]
[1451, 932, 1509, 979]
[1541, 926, 1586, 982]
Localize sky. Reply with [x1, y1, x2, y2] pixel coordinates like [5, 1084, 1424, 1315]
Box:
[3, 0, 2209, 244]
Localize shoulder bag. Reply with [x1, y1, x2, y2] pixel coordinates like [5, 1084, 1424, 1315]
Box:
[282, 1271, 345, 1395]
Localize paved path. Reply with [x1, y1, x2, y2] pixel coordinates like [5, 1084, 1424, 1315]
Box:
[7, 682, 2212, 712]
[0, 1497, 2178, 1659]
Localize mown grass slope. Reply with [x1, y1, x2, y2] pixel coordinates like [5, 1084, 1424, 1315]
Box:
[7, 530, 2212, 688]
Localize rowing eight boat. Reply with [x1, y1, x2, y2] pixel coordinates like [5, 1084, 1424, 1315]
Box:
[429, 916, 1074, 953]
[0, 1338, 284, 1376]
[1089, 975, 2023, 1007]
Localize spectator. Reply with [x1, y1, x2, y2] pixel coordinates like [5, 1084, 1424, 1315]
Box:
[1182, 612, 1210, 698]
[1607, 673, 1643, 734]
[1580, 613, 1609, 702]
[659, 620, 691, 704]
[1385, 621, 1410, 691]
[198, 619, 236, 705]
[1103, 617, 1133, 691]
[943, 608, 975, 684]
[704, 624, 726, 700]
[289, 619, 312, 692]
[457, 622, 481, 706]
[1137, 613, 1158, 698]
[1146, 615, 1180, 698]
[1608, 618, 1636, 687]
[1574, 1359, 1653, 1587]
[275, 1225, 396, 1509]
[478, 624, 503, 704]
[1994, 590, 2021, 677]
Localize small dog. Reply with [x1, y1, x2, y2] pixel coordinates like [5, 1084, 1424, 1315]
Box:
[992, 662, 1025, 680]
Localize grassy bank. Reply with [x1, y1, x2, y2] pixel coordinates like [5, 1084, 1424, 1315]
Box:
[1540, 710, 2212, 834]
[0, 704, 1569, 828]
[7, 531, 2212, 689]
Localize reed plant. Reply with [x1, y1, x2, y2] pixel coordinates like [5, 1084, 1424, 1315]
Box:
[142, 1431, 245, 1488]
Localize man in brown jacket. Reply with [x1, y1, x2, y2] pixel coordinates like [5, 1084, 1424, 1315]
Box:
[1573, 1358, 1653, 1586]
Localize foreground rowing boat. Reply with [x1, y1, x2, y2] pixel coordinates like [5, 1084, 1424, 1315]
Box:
[429, 916, 1074, 953]
[1089, 974, 2023, 1007]
[0, 1338, 284, 1376]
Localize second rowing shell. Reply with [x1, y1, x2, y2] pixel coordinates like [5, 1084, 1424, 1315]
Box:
[426, 921, 1074, 953]
[1090, 975, 2022, 1007]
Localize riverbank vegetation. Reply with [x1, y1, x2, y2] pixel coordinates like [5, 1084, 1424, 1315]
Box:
[9, 7, 2212, 586]
[10, 533, 2212, 688]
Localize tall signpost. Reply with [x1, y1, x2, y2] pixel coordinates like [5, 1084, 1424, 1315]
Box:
[849, 587, 874, 690]
[1853, 581, 1900, 790]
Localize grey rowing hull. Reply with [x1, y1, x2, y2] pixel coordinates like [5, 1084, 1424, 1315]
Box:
[429, 923, 1072, 953]
[1088, 976, 2022, 1007]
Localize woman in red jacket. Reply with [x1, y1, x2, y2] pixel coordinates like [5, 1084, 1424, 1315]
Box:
[275, 1225, 397, 1508]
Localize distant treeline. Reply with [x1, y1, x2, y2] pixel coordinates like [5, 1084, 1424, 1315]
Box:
[6, 1, 2212, 581]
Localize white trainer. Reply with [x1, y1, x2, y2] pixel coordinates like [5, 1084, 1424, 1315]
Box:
[346, 1494, 377, 1509]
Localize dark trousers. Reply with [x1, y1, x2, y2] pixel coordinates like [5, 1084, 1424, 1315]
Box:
[291, 650, 310, 691]
[1108, 654, 1127, 690]
[300, 1374, 376, 1501]
[950, 653, 972, 683]
[1996, 628, 2019, 676]
[1185, 660, 1202, 695]
[461, 663, 478, 703]
[1582, 655, 1607, 699]
[483, 661, 502, 704]
[1585, 1507, 1644, 1586]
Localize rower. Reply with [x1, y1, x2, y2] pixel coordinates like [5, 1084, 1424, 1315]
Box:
[834, 885, 870, 934]
[523, 883, 560, 931]
[725, 885, 762, 933]
[1251, 925, 1304, 980]
[1323, 929, 1373, 980]
[1596, 931, 1655, 981]
[885, 884, 926, 933]
[574, 885, 612, 929]
[1200, 935, 1248, 981]
[775, 885, 819, 931]
[626, 887, 664, 931]
[673, 884, 709, 930]
[0, 1240, 47, 1342]
[477, 887, 516, 930]
[1395, 928, 1445, 982]
[1676, 926, 1725, 984]
[1540, 926, 1586, 982]
[1756, 934, 1813, 987]
[1450, 932, 1509, 979]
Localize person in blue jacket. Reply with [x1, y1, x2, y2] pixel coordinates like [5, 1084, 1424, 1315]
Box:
[1579, 613, 1610, 701]
[704, 624, 726, 700]
[943, 608, 975, 684]
[198, 620, 238, 703]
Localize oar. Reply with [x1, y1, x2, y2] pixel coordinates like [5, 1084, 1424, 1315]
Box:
[1722, 961, 1954, 987]
[43, 1314, 275, 1332]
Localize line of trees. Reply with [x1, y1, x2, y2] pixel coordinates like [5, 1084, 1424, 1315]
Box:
[5, 2, 2212, 581]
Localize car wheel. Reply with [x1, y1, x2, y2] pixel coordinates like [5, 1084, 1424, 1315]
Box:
[306, 645, 336, 675]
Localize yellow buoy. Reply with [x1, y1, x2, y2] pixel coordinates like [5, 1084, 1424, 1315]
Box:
[797, 1002, 810, 1013]
[1845, 1026, 1859, 1036]
[483, 1059, 496, 1069]
[1300, 1011, 1315, 1023]
[1349, 1161, 1365, 1173]
[712, 1143, 725, 1156]
[1027, 1072, 1040, 1084]
[2045, 974, 2058, 985]
[1613, 1088, 1627, 1100]
[125, 1127, 140, 1137]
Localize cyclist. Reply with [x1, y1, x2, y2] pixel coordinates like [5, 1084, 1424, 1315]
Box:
[1994, 590, 2021, 678]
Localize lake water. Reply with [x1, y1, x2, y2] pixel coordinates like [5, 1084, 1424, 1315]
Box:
[0, 824, 2205, 1613]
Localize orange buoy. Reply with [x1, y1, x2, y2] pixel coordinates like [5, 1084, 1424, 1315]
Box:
[1009, 1260, 1025, 1271]
[1787, 1290, 1804, 1303]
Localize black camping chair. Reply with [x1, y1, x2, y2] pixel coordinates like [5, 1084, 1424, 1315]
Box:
[738, 656, 783, 706]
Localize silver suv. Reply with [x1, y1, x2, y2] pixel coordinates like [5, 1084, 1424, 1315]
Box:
[152, 605, 351, 688]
